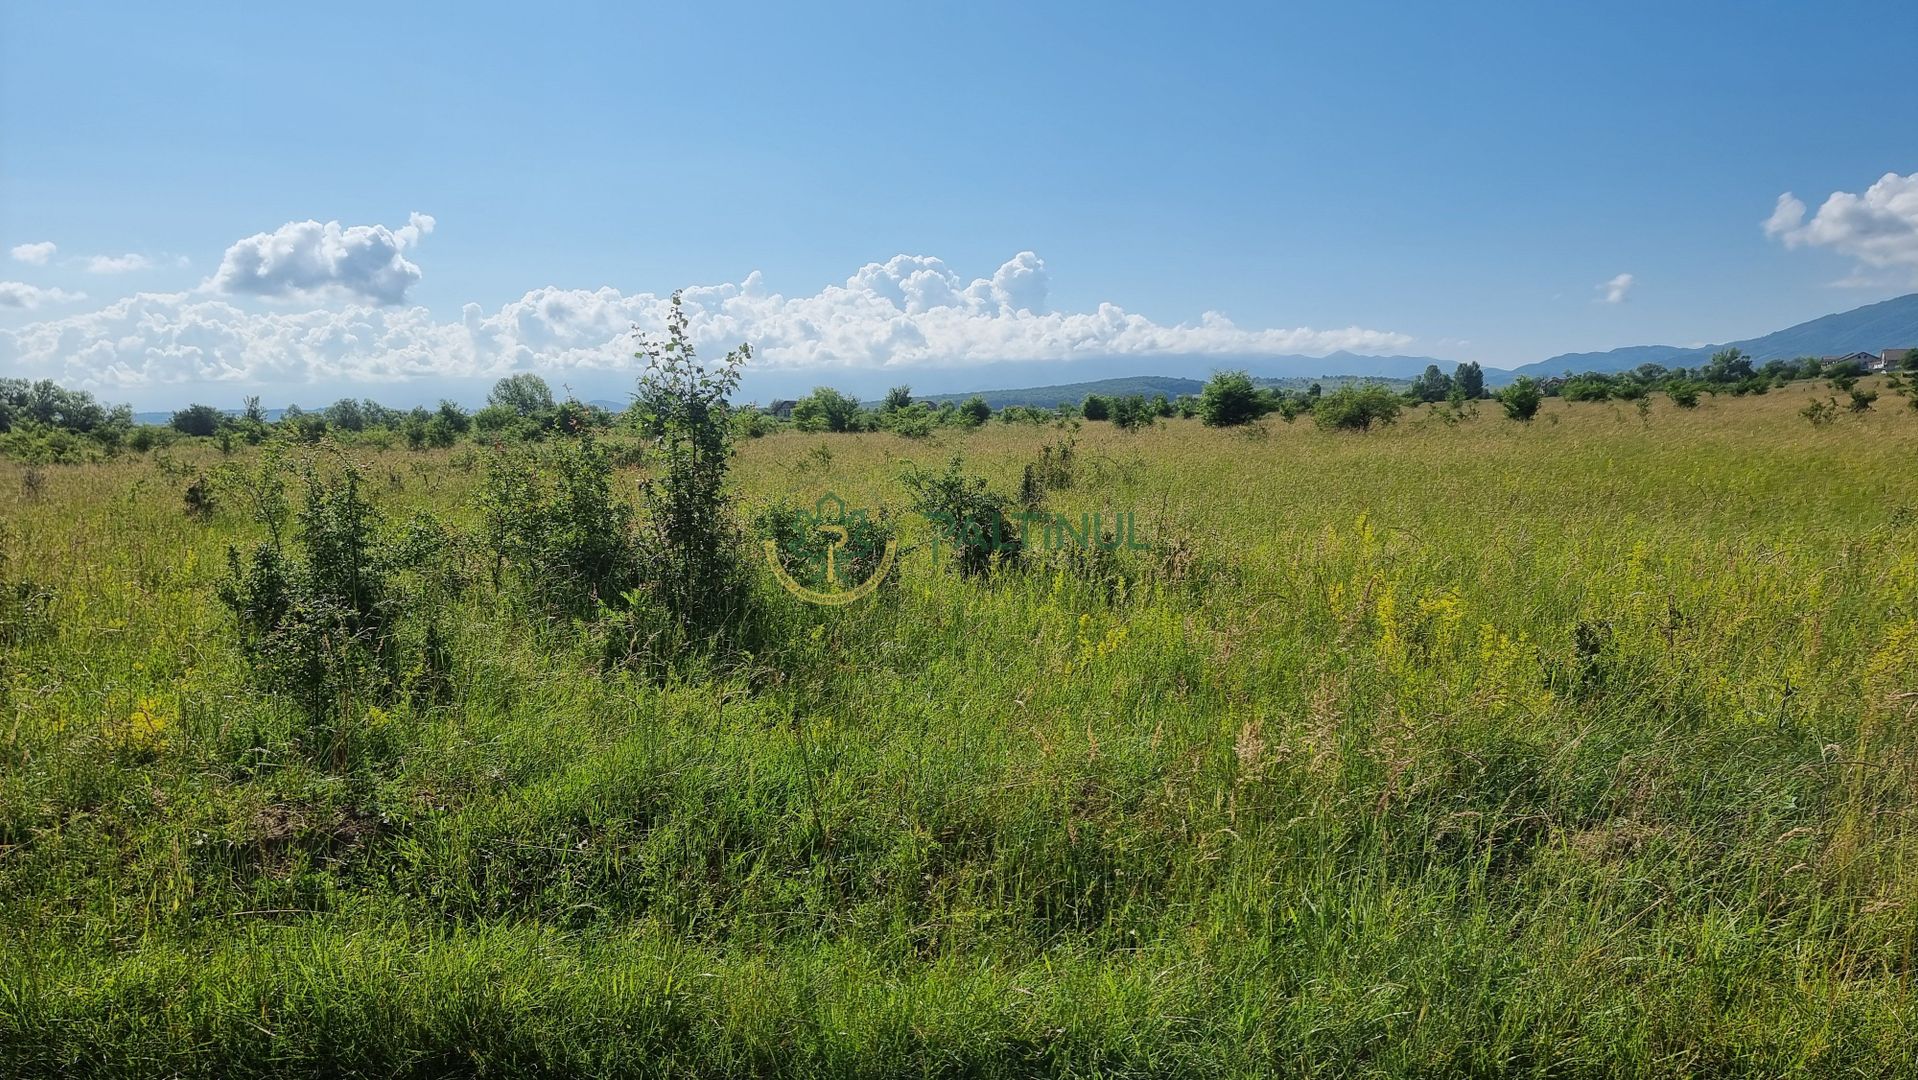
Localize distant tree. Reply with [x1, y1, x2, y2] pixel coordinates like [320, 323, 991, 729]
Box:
[1198, 370, 1263, 427]
[958, 395, 992, 426]
[324, 398, 369, 432]
[1313, 384, 1402, 431]
[169, 403, 223, 437]
[793, 386, 863, 432]
[1560, 375, 1613, 402]
[489, 373, 556, 416]
[1454, 361, 1486, 400]
[1411, 364, 1453, 403]
[1080, 394, 1111, 421]
[1666, 382, 1701, 408]
[242, 395, 267, 424]
[1110, 394, 1157, 431]
[436, 400, 472, 434]
[0, 378, 114, 434]
[1152, 393, 1175, 417]
[1703, 348, 1754, 384]
[883, 385, 914, 412]
[1902, 348, 1918, 374]
[1498, 376, 1544, 421]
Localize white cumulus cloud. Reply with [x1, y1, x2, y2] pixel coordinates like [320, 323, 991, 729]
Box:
[0, 282, 87, 310]
[85, 253, 155, 274]
[1597, 272, 1634, 304]
[0, 250, 1413, 390]
[208, 212, 436, 305]
[1765, 171, 1918, 277]
[10, 242, 57, 265]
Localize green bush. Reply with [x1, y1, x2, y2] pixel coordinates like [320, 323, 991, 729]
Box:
[902, 456, 1022, 576]
[753, 500, 898, 597]
[217, 459, 454, 751]
[792, 387, 863, 433]
[1199, 370, 1263, 427]
[479, 434, 639, 616]
[633, 291, 755, 642]
[1498, 377, 1544, 421]
[1110, 394, 1157, 431]
[1313, 384, 1403, 431]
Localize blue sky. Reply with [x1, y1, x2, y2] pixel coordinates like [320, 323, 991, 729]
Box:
[4, 0, 1918, 408]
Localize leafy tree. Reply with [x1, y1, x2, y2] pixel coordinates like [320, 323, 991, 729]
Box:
[1454, 361, 1486, 400]
[436, 400, 472, 434]
[1703, 348, 1754, 383]
[170, 404, 224, 437]
[1498, 377, 1544, 421]
[1080, 394, 1111, 421]
[792, 386, 862, 433]
[0, 378, 118, 434]
[959, 395, 992, 426]
[1313, 384, 1402, 431]
[489, 373, 556, 416]
[325, 398, 369, 432]
[1560, 375, 1612, 402]
[633, 292, 755, 640]
[1411, 364, 1453, 403]
[1198, 370, 1263, 427]
[1666, 382, 1701, 408]
[1110, 394, 1157, 431]
[883, 385, 914, 412]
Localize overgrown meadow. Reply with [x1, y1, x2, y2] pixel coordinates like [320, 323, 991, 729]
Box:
[3, 384, 1917, 1077]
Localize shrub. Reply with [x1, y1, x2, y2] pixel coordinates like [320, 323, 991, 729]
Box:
[1801, 397, 1839, 428]
[1110, 394, 1157, 431]
[1023, 435, 1076, 502]
[1313, 384, 1403, 431]
[633, 291, 755, 641]
[170, 404, 223, 437]
[1080, 394, 1111, 421]
[902, 456, 1022, 576]
[184, 474, 216, 520]
[489, 373, 556, 416]
[792, 387, 863, 433]
[958, 396, 992, 426]
[1848, 386, 1878, 413]
[1498, 377, 1544, 421]
[219, 461, 401, 741]
[753, 500, 898, 598]
[1666, 383, 1701, 408]
[479, 435, 639, 616]
[1199, 370, 1263, 427]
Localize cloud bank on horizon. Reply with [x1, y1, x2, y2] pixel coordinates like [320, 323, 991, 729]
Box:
[0, 214, 1415, 392]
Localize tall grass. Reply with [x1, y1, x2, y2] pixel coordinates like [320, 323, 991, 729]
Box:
[1, 386, 1915, 1076]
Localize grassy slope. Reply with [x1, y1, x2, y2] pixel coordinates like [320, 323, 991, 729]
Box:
[2, 387, 1917, 1077]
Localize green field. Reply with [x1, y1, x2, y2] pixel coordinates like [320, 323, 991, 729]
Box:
[3, 387, 1916, 1076]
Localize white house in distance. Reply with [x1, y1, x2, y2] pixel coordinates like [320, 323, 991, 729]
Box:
[1824, 350, 1910, 373]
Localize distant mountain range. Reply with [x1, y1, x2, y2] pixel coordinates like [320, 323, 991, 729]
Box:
[1505, 292, 1918, 379]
